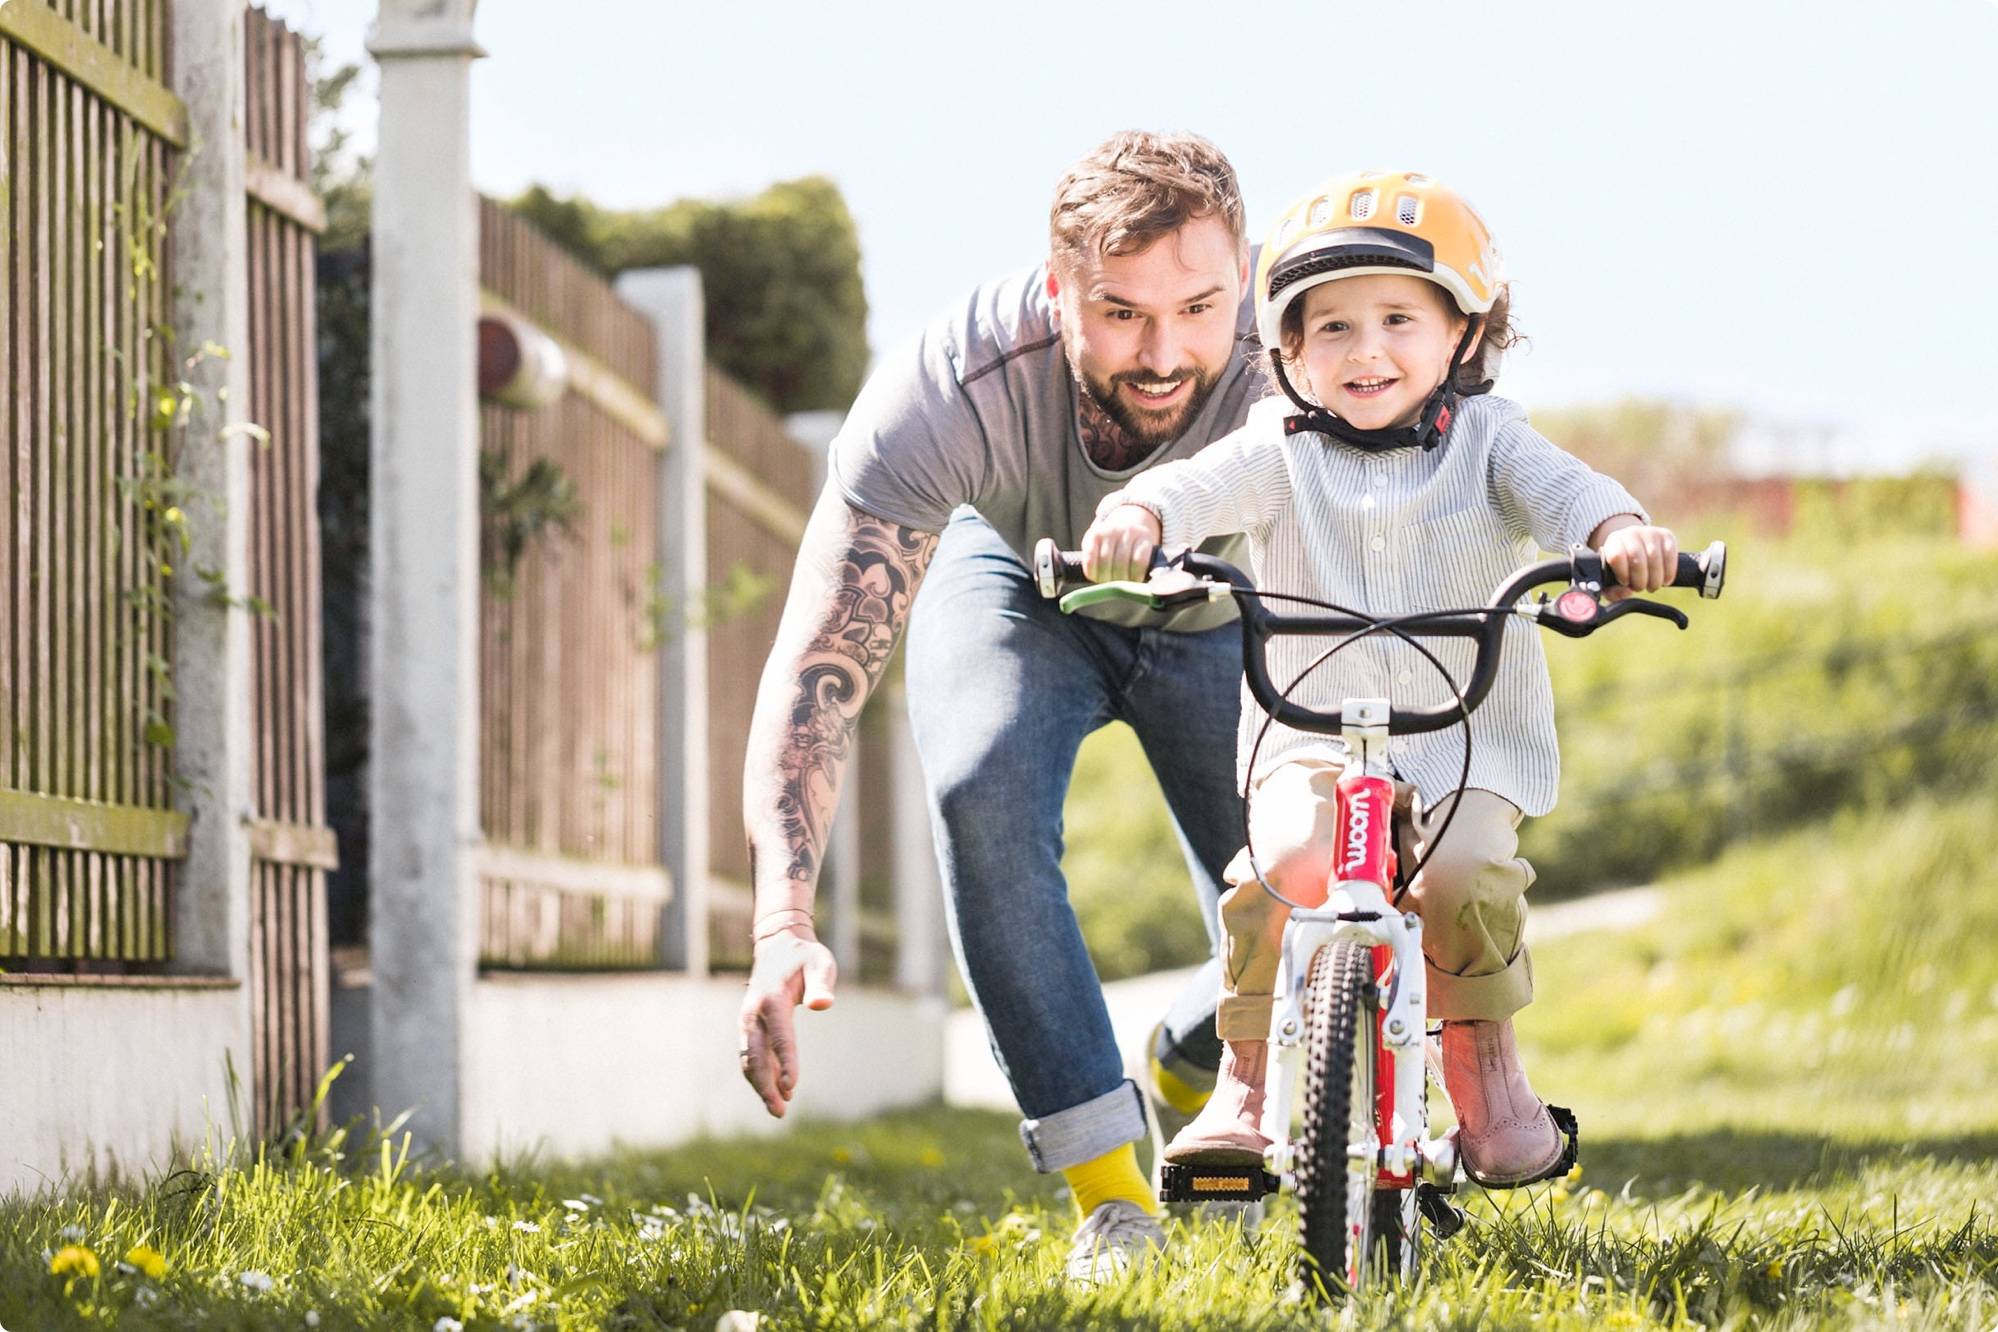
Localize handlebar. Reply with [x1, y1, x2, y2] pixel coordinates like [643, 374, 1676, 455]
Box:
[1033, 538, 1728, 737]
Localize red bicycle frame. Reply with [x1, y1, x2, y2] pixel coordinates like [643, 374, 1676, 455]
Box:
[1333, 768, 1413, 1189]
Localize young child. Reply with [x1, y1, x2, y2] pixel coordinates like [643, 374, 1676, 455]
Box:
[1080, 171, 1680, 1186]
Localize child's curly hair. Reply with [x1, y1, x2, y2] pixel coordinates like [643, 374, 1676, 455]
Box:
[1271, 281, 1522, 398]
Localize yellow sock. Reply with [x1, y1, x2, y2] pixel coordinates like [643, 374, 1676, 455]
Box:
[1061, 1143, 1157, 1217]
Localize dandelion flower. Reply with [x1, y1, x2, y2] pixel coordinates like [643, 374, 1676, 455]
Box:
[49, 1245, 100, 1279]
[124, 1244, 168, 1280]
[918, 1147, 945, 1167]
[830, 1147, 852, 1164]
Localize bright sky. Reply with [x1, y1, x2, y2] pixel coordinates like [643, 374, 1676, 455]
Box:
[269, 0, 1998, 473]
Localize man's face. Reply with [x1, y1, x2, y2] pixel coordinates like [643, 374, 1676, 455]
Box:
[1048, 213, 1247, 449]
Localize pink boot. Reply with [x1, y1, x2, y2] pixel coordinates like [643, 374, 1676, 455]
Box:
[1441, 1019, 1572, 1187]
[1161, 1039, 1269, 1165]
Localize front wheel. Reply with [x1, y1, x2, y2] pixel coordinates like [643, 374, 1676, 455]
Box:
[1296, 941, 1385, 1295]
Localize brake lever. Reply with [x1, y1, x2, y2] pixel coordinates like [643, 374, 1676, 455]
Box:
[1534, 588, 1688, 637]
[1597, 597, 1689, 631]
[1148, 567, 1227, 610]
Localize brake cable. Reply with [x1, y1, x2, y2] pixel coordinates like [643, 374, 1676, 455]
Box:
[1230, 593, 1533, 913]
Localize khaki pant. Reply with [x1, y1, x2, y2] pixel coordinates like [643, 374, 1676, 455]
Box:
[1214, 758, 1536, 1040]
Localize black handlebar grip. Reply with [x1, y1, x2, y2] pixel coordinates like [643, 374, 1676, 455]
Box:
[1597, 540, 1728, 600]
[1034, 537, 1175, 599]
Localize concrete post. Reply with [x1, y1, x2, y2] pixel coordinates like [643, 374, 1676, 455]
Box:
[614, 268, 710, 976]
[366, 0, 484, 1157]
[167, 0, 254, 1004]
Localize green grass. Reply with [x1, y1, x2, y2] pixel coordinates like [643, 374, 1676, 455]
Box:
[6, 781, 1997, 1328]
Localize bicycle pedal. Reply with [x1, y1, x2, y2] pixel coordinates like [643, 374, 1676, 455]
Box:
[1415, 1183, 1466, 1241]
[1158, 1162, 1280, 1204]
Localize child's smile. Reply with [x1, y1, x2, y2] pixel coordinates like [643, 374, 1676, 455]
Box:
[1296, 274, 1474, 434]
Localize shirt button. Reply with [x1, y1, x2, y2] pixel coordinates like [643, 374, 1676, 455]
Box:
[1397, 670, 1412, 685]
[1373, 473, 1388, 488]
[1369, 535, 1386, 552]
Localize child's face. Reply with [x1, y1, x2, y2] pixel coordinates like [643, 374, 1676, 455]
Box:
[1295, 274, 1470, 432]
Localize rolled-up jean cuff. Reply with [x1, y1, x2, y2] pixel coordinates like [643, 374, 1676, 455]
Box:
[1216, 994, 1275, 1041]
[1017, 1079, 1149, 1173]
[1427, 947, 1534, 1022]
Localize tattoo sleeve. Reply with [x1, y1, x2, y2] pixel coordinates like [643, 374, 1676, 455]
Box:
[742, 486, 939, 915]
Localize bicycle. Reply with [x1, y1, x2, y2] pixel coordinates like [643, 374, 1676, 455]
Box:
[1034, 535, 1728, 1294]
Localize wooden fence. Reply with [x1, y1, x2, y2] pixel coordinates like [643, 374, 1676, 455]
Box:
[466, 204, 912, 980]
[0, 0, 182, 970]
[0, 2, 329, 1137]
[243, 6, 332, 1138]
[475, 196, 672, 969]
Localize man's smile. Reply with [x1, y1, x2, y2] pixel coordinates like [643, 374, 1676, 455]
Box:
[1119, 375, 1192, 409]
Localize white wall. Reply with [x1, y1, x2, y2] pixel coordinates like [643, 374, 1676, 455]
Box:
[457, 975, 945, 1162]
[0, 985, 245, 1196]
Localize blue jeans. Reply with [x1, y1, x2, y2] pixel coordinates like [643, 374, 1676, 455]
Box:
[905, 513, 1241, 1172]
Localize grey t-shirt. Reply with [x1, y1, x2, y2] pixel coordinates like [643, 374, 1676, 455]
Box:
[826, 260, 1266, 631]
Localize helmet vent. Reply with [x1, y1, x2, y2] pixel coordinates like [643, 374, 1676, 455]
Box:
[1396, 194, 1419, 226]
[1404, 172, 1430, 184]
[1308, 196, 1334, 226]
[1350, 190, 1376, 221]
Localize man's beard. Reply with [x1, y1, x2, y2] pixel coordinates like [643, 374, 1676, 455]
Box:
[1074, 360, 1219, 451]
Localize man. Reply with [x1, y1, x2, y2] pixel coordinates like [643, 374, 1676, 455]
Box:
[738, 131, 1264, 1280]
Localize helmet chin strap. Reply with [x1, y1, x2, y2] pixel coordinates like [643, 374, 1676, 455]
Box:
[1278, 316, 1487, 453]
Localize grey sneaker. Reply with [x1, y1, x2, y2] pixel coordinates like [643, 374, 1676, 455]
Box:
[1064, 1199, 1166, 1285]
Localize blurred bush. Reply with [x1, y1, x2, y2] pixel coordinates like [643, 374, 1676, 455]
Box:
[510, 179, 869, 413]
[1527, 530, 1998, 895]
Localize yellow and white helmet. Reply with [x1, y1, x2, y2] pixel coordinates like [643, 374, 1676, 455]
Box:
[1255, 170, 1500, 355]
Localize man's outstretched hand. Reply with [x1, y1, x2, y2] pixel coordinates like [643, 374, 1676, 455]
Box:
[737, 929, 838, 1117]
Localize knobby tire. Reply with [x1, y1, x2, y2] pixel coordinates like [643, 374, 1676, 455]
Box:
[1296, 940, 1380, 1295]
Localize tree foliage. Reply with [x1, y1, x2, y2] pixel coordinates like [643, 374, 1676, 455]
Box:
[511, 178, 869, 413]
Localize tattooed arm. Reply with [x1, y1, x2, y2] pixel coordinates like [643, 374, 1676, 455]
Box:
[737, 484, 940, 1117]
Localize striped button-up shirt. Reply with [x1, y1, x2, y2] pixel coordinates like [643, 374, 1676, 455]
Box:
[1103, 392, 1645, 815]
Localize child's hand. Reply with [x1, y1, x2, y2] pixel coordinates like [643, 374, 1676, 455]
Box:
[1592, 516, 1679, 600]
[1082, 504, 1163, 584]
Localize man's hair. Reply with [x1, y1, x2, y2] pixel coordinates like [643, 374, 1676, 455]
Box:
[1049, 130, 1246, 274]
